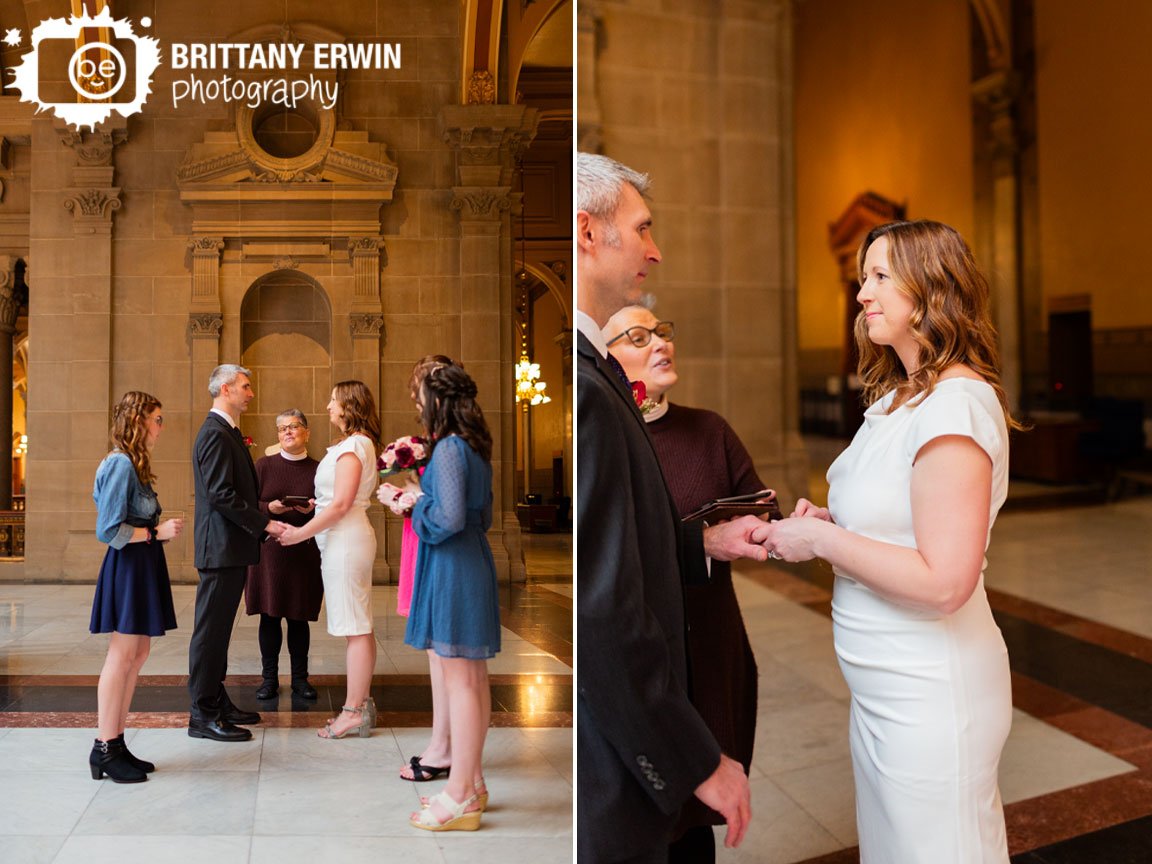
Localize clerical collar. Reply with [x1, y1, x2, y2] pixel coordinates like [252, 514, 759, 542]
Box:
[643, 399, 669, 424]
[279, 449, 309, 461]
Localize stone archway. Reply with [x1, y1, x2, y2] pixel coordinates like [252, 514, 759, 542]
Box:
[238, 271, 333, 457]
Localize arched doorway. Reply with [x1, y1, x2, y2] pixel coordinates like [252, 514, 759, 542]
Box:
[239, 271, 333, 458]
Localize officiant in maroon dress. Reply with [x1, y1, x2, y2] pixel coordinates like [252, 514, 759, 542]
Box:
[604, 305, 762, 864]
[245, 409, 324, 701]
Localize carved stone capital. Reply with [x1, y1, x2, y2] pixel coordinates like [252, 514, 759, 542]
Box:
[450, 186, 513, 221]
[187, 313, 223, 339]
[349, 313, 384, 339]
[348, 236, 383, 259]
[188, 236, 225, 256]
[55, 122, 128, 167]
[439, 105, 539, 186]
[63, 187, 122, 233]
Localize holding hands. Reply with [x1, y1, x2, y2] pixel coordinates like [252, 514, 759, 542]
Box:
[753, 497, 835, 562]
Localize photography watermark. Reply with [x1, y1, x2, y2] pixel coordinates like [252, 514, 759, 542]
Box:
[5, 8, 402, 131]
[7, 6, 161, 131]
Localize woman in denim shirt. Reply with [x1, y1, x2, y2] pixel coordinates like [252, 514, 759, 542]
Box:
[89, 391, 184, 783]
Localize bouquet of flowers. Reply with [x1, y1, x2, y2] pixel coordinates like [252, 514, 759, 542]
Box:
[377, 435, 429, 516]
[377, 435, 429, 478]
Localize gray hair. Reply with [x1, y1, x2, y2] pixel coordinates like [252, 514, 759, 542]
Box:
[207, 364, 251, 397]
[577, 152, 651, 221]
[275, 408, 308, 428]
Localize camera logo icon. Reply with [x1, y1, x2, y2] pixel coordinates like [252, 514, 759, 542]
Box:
[8, 6, 161, 131]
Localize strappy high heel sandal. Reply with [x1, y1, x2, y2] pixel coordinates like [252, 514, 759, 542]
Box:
[317, 703, 372, 739]
[410, 789, 482, 832]
[422, 778, 488, 812]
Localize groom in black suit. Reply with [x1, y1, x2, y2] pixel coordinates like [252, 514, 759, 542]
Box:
[576, 153, 767, 863]
[187, 364, 287, 742]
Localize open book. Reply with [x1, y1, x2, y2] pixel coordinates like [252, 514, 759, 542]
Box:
[681, 489, 783, 524]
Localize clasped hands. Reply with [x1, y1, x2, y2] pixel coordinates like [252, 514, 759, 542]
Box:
[376, 475, 422, 516]
[704, 498, 833, 564]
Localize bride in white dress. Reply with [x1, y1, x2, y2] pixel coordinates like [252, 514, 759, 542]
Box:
[758, 220, 1023, 862]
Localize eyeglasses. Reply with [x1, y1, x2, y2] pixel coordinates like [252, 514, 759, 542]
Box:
[276, 423, 306, 434]
[606, 321, 675, 348]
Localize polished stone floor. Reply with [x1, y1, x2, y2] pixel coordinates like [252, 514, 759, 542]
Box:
[717, 478, 1152, 863]
[0, 534, 573, 864]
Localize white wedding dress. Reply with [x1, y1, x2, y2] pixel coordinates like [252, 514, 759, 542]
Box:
[827, 379, 1012, 863]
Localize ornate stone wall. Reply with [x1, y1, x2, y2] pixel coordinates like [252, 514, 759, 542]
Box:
[14, 2, 539, 583]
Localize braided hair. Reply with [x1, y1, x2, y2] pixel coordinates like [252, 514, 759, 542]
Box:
[110, 391, 161, 485]
[420, 364, 492, 462]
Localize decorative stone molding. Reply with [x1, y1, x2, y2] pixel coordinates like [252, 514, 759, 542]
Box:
[467, 71, 497, 106]
[187, 237, 225, 301]
[349, 313, 384, 339]
[187, 313, 224, 338]
[0, 290, 18, 333]
[545, 260, 567, 282]
[438, 105, 539, 188]
[450, 187, 513, 221]
[272, 256, 299, 270]
[973, 71, 1019, 160]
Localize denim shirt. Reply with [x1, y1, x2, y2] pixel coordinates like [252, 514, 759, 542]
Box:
[93, 452, 159, 549]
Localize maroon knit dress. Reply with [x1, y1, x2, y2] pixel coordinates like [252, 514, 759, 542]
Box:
[646, 402, 762, 834]
[244, 453, 323, 621]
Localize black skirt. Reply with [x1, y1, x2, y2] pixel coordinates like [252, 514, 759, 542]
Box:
[90, 541, 178, 637]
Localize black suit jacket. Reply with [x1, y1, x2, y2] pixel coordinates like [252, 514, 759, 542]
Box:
[576, 331, 719, 863]
[192, 413, 269, 570]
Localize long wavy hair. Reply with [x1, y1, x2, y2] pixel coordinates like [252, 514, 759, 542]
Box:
[855, 220, 1024, 431]
[420, 364, 492, 462]
[332, 380, 383, 456]
[110, 391, 161, 485]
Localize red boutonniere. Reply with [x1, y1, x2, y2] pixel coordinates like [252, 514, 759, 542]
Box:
[631, 380, 658, 415]
[243, 436, 255, 448]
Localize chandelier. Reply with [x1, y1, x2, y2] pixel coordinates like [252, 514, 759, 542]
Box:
[515, 354, 551, 406]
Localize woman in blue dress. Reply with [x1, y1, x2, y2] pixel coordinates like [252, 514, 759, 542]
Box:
[403, 364, 500, 832]
[89, 391, 184, 782]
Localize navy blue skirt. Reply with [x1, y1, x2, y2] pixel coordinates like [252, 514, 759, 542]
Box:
[90, 541, 178, 637]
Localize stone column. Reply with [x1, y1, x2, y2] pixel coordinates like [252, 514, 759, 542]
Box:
[554, 328, 573, 510]
[440, 104, 539, 582]
[348, 237, 385, 393]
[25, 120, 126, 580]
[973, 72, 1023, 413]
[0, 255, 18, 509]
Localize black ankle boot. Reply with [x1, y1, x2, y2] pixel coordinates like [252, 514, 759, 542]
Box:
[290, 654, 317, 700]
[256, 656, 279, 700]
[111, 733, 155, 773]
[90, 738, 147, 783]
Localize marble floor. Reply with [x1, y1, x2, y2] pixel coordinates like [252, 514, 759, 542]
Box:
[717, 474, 1152, 862]
[0, 534, 573, 864]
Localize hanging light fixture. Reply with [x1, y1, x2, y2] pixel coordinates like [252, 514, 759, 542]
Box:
[514, 155, 549, 408]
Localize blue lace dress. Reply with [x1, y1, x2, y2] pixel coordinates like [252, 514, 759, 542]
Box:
[404, 435, 501, 659]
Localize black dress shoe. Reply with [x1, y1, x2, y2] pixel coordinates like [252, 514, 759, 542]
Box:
[291, 679, 318, 700]
[221, 706, 261, 725]
[255, 680, 279, 700]
[188, 718, 253, 742]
